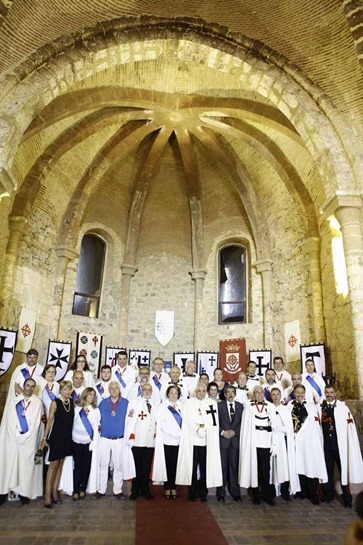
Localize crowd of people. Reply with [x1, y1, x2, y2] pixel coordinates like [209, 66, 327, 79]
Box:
[0, 348, 362, 509]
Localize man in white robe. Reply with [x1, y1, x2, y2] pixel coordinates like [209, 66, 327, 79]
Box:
[128, 366, 160, 406]
[183, 360, 199, 398]
[302, 358, 326, 402]
[290, 384, 327, 504]
[273, 356, 292, 390]
[126, 383, 156, 500]
[270, 387, 299, 499]
[150, 357, 169, 403]
[246, 361, 262, 390]
[319, 385, 363, 507]
[6, 349, 44, 403]
[0, 378, 43, 504]
[284, 372, 318, 405]
[263, 368, 283, 403]
[94, 364, 112, 405]
[234, 371, 250, 405]
[111, 350, 136, 399]
[160, 366, 188, 402]
[176, 382, 222, 502]
[239, 385, 277, 505]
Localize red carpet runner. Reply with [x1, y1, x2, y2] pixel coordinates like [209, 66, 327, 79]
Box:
[135, 485, 229, 545]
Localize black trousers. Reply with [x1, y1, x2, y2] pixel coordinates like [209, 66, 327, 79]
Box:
[251, 447, 275, 503]
[298, 474, 319, 502]
[217, 445, 240, 498]
[72, 441, 92, 494]
[324, 442, 351, 503]
[189, 445, 207, 500]
[164, 444, 179, 490]
[131, 446, 154, 496]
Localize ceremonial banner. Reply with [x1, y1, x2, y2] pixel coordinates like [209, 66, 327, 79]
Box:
[173, 352, 195, 373]
[163, 360, 172, 374]
[105, 346, 126, 368]
[0, 328, 17, 378]
[300, 343, 326, 377]
[15, 308, 36, 353]
[284, 320, 301, 362]
[155, 310, 174, 346]
[76, 332, 103, 378]
[249, 349, 272, 376]
[46, 340, 72, 381]
[219, 338, 246, 383]
[197, 351, 219, 379]
[129, 349, 151, 368]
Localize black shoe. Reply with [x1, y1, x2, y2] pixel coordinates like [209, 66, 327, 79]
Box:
[281, 494, 291, 502]
[232, 495, 242, 502]
[200, 497, 208, 503]
[142, 491, 153, 500]
[114, 493, 126, 500]
[342, 494, 352, 508]
[95, 492, 105, 499]
[19, 495, 30, 505]
[294, 492, 304, 500]
[129, 493, 138, 501]
[217, 496, 225, 503]
[265, 498, 276, 506]
[252, 498, 261, 505]
[0, 494, 7, 506]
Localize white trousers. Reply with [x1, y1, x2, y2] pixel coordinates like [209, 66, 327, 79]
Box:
[99, 437, 124, 494]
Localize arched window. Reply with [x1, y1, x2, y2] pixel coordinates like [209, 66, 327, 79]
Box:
[218, 244, 247, 323]
[72, 234, 105, 318]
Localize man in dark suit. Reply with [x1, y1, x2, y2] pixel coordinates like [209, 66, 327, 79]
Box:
[217, 385, 244, 502]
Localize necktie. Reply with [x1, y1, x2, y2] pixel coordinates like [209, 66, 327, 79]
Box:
[230, 403, 235, 421]
[146, 401, 151, 414]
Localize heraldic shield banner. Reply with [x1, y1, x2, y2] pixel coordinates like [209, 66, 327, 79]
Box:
[219, 338, 246, 383]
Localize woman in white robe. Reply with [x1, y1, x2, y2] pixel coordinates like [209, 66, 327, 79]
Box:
[152, 385, 183, 499]
[38, 364, 60, 419]
[65, 354, 95, 388]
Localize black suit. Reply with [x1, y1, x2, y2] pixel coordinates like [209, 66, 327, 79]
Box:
[217, 400, 243, 499]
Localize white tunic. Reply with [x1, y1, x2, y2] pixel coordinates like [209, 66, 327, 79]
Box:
[126, 397, 156, 448]
[176, 396, 222, 487]
[152, 401, 183, 482]
[0, 394, 43, 498]
[111, 365, 136, 399]
[302, 373, 326, 402]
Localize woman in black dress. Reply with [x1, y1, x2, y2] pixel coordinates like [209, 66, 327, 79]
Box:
[40, 380, 74, 508]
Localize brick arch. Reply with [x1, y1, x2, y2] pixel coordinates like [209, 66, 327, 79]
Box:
[0, 17, 358, 204]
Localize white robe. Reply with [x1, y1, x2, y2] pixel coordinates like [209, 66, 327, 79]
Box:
[0, 394, 43, 498]
[176, 396, 222, 488]
[291, 401, 328, 481]
[152, 401, 183, 482]
[239, 401, 278, 488]
[318, 400, 363, 485]
[38, 378, 60, 418]
[302, 373, 326, 401]
[65, 369, 94, 388]
[270, 403, 299, 494]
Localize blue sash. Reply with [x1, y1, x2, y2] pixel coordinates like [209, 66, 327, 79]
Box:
[16, 400, 29, 434]
[71, 390, 79, 401]
[115, 370, 126, 389]
[306, 375, 322, 397]
[96, 383, 104, 396]
[264, 388, 272, 402]
[21, 368, 30, 380]
[167, 405, 182, 428]
[138, 386, 141, 397]
[79, 408, 94, 440]
[45, 385, 57, 402]
[152, 375, 162, 391]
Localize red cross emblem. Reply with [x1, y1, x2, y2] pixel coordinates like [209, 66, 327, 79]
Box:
[288, 334, 297, 348]
[21, 323, 31, 338]
[92, 336, 99, 346]
[138, 411, 148, 420]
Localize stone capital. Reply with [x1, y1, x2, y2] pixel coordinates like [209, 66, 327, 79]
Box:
[189, 270, 207, 281]
[0, 166, 18, 197]
[121, 263, 138, 277]
[322, 193, 362, 219]
[54, 245, 79, 261]
[254, 258, 273, 273]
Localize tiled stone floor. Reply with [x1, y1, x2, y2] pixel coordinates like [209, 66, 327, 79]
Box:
[0, 488, 358, 545]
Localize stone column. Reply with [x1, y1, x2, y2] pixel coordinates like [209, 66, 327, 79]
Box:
[254, 258, 273, 348]
[0, 216, 27, 323]
[120, 264, 138, 345]
[50, 245, 79, 339]
[302, 237, 325, 341]
[323, 194, 363, 398]
[190, 270, 207, 352]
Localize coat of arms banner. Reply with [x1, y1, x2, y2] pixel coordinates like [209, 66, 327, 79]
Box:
[219, 338, 246, 383]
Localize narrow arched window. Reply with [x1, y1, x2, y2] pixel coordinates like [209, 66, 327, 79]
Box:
[72, 234, 105, 318]
[219, 244, 247, 323]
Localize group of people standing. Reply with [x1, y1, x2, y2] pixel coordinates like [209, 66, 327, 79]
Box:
[0, 349, 362, 509]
